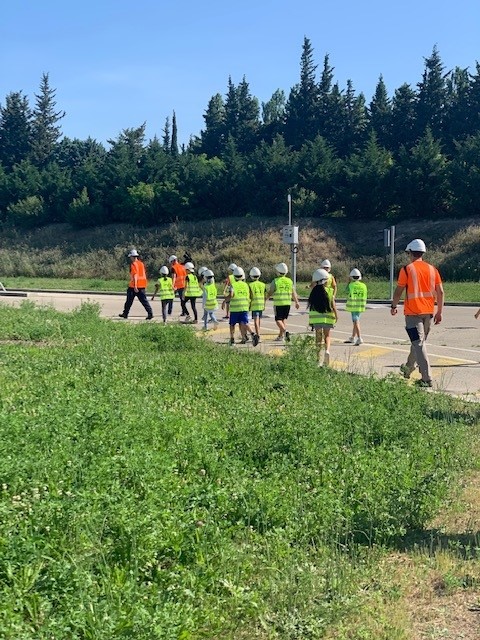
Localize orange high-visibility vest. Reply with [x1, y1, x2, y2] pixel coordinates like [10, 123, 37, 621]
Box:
[171, 263, 186, 290]
[398, 261, 441, 315]
[129, 259, 147, 288]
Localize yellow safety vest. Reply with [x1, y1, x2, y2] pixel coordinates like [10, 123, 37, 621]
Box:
[272, 276, 293, 306]
[309, 288, 336, 326]
[157, 276, 174, 300]
[204, 282, 218, 310]
[185, 273, 202, 297]
[249, 280, 266, 311]
[229, 281, 250, 312]
[345, 281, 367, 312]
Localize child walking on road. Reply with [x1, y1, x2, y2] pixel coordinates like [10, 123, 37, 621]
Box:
[151, 266, 174, 323]
[344, 268, 367, 345]
[308, 268, 338, 366]
[202, 269, 219, 330]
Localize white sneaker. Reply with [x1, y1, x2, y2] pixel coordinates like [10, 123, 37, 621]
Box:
[354, 337, 363, 345]
[344, 336, 355, 344]
[324, 351, 330, 366]
[274, 335, 284, 342]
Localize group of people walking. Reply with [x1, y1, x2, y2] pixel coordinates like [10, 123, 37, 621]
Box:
[118, 238, 456, 388]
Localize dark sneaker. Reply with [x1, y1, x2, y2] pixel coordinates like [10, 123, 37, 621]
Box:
[118, 313, 127, 319]
[229, 338, 235, 346]
[285, 331, 291, 343]
[252, 333, 259, 347]
[415, 379, 433, 388]
[146, 315, 153, 320]
[399, 363, 414, 379]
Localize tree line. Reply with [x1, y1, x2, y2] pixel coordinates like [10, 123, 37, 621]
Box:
[1, 38, 480, 229]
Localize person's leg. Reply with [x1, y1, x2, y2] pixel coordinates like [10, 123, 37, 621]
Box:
[202, 308, 208, 329]
[137, 288, 153, 318]
[405, 315, 432, 382]
[178, 289, 188, 316]
[315, 327, 323, 363]
[167, 296, 173, 315]
[191, 298, 198, 322]
[161, 300, 168, 322]
[120, 288, 135, 317]
[323, 327, 332, 365]
[229, 320, 236, 344]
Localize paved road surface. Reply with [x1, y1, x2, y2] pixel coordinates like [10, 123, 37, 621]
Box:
[2, 291, 479, 400]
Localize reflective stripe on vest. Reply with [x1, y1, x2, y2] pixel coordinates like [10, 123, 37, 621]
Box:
[404, 263, 436, 300]
[158, 277, 174, 300]
[185, 274, 202, 297]
[345, 281, 367, 312]
[204, 282, 217, 310]
[229, 281, 250, 312]
[249, 280, 266, 311]
[309, 309, 336, 326]
[272, 276, 293, 306]
[309, 288, 335, 325]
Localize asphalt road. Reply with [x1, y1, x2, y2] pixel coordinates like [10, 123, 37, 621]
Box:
[2, 290, 480, 400]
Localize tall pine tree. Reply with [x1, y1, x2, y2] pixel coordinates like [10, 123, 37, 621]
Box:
[30, 73, 65, 167]
[0, 91, 32, 170]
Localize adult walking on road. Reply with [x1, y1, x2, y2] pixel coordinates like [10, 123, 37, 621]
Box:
[168, 255, 188, 317]
[119, 249, 153, 320]
[390, 239, 444, 388]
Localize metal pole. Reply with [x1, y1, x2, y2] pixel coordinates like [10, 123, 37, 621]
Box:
[287, 194, 296, 289]
[389, 225, 395, 299]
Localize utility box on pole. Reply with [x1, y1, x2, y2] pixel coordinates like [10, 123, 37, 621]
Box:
[282, 225, 299, 245]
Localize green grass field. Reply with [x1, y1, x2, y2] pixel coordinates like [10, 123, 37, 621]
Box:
[0, 301, 478, 638]
[2, 276, 479, 304]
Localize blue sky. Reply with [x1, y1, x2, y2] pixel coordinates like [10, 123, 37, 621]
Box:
[2, 0, 480, 147]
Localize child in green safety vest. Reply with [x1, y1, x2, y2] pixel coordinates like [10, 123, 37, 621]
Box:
[202, 269, 219, 330]
[344, 268, 367, 346]
[308, 268, 338, 367]
[152, 265, 174, 323]
[248, 266, 266, 342]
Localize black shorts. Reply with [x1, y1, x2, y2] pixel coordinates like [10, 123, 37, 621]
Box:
[274, 305, 290, 321]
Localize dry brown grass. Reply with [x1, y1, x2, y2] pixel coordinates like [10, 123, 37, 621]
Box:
[0, 216, 479, 281]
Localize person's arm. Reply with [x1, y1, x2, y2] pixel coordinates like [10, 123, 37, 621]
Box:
[390, 284, 405, 316]
[151, 282, 159, 300]
[331, 275, 337, 297]
[292, 288, 300, 309]
[332, 298, 339, 322]
[131, 262, 139, 292]
[434, 283, 444, 324]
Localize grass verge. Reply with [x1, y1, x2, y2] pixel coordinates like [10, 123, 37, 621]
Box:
[0, 301, 479, 638]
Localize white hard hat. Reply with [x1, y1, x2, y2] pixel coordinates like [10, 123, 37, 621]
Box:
[405, 239, 426, 253]
[228, 263, 237, 271]
[249, 267, 261, 278]
[128, 249, 139, 257]
[312, 268, 330, 283]
[184, 262, 195, 271]
[275, 262, 288, 274]
[349, 268, 362, 279]
[203, 269, 214, 278]
[198, 266, 208, 276]
[233, 266, 245, 278]
[160, 266, 169, 275]
[168, 255, 177, 263]
[320, 259, 331, 269]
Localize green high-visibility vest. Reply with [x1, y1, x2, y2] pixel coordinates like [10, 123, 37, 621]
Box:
[185, 273, 202, 297]
[272, 276, 293, 306]
[204, 282, 218, 310]
[345, 281, 367, 312]
[249, 280, 266, 311]
[157, 276, 174, 300]
[325, 274, 335, 296]
[229, 280, 250, 312]
[309, 288, 336, 326]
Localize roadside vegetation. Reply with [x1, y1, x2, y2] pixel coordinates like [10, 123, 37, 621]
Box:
[0, 301, 479, 638]
[1, 217, 478, 301]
